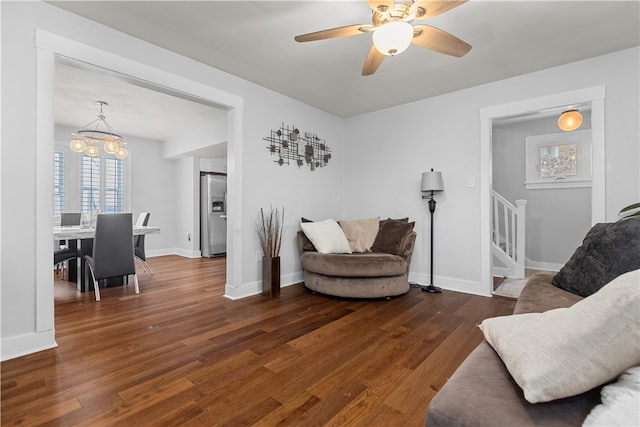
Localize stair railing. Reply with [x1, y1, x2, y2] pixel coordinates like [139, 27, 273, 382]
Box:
[492, 190, 527, 278]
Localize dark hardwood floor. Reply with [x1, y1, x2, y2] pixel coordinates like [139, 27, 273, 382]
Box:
[1, 256, 515, 426]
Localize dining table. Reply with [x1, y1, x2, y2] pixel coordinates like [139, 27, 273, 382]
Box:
[54, 224, 161, 292]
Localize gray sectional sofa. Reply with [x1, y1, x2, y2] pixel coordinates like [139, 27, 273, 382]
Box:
[425, 217, 640, 426]
[425, 272, 601, 426]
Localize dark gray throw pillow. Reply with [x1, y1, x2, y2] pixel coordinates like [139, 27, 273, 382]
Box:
[371, 220, 414, 256]
[552, 217, 640, 297]
[299, 217, 316, 251]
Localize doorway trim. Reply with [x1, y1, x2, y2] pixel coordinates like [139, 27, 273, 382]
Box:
[479, 86, 606, 296]
[35, 29, 244, 336]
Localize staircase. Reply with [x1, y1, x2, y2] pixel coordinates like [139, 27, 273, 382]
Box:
[492, 190, 527, 279]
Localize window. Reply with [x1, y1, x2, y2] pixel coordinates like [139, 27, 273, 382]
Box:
[525, 130, 591, 189]
[81, 155, 125, 213]
[539, 143, 577, 178]
[105, 158, 125, 213]
[53, 150, 65, 215]
[54, 140, 129, 215]
[81, 156, 100, 212]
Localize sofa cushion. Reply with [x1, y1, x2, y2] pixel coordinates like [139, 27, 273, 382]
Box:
[339, 217, 379, 253]
[300, 219, 351, 254]
[425, 341, 602, 427]
[514, 272, 584, 315]
[371, 219, 414, 256]
[480, 269, 640, 404]
[552, 217, 640, 297]
[301, 252, 407, 277]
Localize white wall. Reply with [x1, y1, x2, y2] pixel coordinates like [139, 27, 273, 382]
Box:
[493, 115, 592, 269]
[1, 1, 344, 360]
[174, 157, 200, 257]
[238, 110, 344, 293]
[163, 117, 227, 159]
[127, 134, 177, 255]
[200, 156, 226, 174]
[344, 47, 639, 295]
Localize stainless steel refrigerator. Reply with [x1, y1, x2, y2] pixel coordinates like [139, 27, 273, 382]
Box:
[200, 174, 227, 257]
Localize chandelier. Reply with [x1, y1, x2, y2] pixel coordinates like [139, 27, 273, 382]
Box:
[69, 101, 128, 159]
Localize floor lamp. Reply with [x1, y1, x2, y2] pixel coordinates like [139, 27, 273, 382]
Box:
[421, 169, 444, 293]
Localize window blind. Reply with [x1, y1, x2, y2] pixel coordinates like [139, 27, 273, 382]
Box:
[80, 155, 125, 213]
[105, 158, 124, 213]
[53, 151, 65, 215]
[81, 156, 101, 213]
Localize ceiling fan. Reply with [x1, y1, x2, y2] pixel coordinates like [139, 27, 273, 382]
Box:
[294, 0, 472, 76]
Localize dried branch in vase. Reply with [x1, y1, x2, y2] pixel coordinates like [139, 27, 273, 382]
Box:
[256, 206, 285, 258]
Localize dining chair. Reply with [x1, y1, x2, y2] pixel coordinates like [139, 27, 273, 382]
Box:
[54, 212, 82, 278]
[134, 212, 153, 275]
[84, 213, 139, 301]
[60, 212, 82, 227]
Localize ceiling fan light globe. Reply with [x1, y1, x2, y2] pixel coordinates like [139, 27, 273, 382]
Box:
[373, 21, 413, 56]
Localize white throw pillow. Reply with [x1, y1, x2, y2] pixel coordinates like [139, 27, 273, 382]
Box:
[479, 269, 640, 404]
[338, 217, 379, 253]
[583, 366, 640, 426]
[300, 219, 352, 254]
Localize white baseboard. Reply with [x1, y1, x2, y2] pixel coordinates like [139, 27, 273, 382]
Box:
[492, 266, 511, 277]
[173, 248, 202, 258]
[146, 248, 179, 257]
[146, 248, 202, 258]
[409, 272, 492, 297]
[493, 260, 562, 278]
[525, 259, 562, 272]
[224, 271, 304, 300]
[1, 330, 57, 361]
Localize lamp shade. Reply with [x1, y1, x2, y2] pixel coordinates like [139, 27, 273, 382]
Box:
[558, 110, 583, 131]
[373, 21, 414, 56]
[421, 170, 444, 192]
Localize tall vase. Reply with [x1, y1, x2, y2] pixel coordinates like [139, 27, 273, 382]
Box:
[262, 256, 280, 297]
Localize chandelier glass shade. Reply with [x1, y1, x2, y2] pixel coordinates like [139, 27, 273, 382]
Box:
[373, 21, 414, 56]
[558, 109, 583, 132]
[69, 101, 128, 159]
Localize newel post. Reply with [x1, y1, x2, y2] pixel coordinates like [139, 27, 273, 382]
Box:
[515, 199, 527, 278]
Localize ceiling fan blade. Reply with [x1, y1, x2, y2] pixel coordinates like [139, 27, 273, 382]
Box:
[367, 0, 395, 14]
[295, 24, 372, 42]
[412, 25, 471, 57]
[409, 1, 467, 19]
[362, 45, 386, 76]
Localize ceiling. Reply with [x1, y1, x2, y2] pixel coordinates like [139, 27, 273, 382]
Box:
[50, 1, 639, 140]
[54, 61, 227, 148]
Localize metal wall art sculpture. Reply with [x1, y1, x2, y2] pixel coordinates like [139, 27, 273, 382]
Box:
[263, 123, 331, 171]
